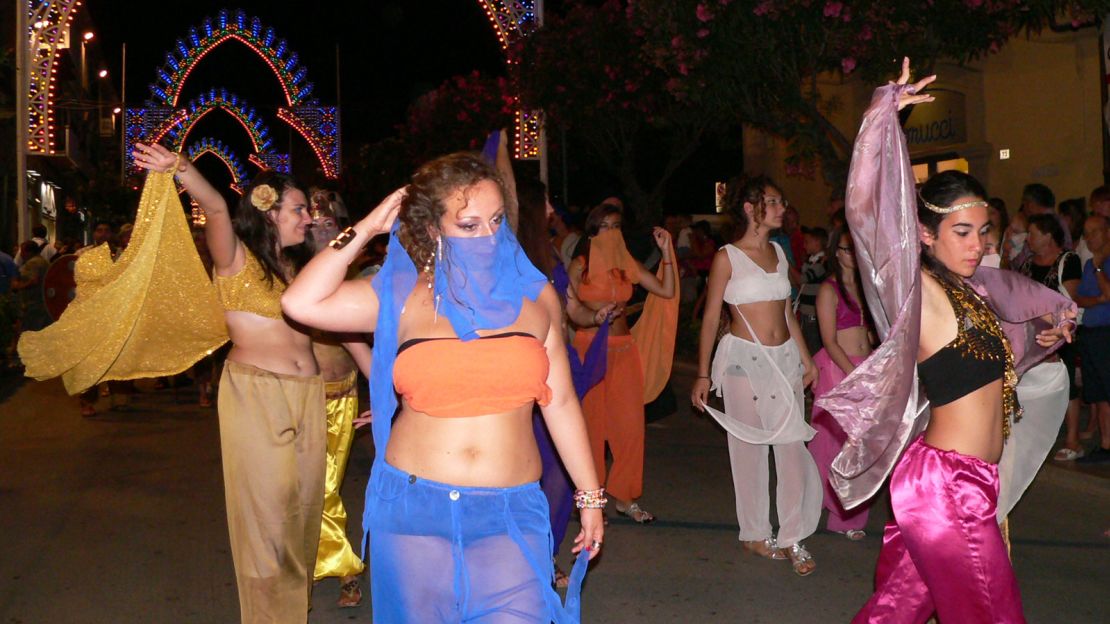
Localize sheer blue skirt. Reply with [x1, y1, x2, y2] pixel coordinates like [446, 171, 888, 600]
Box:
[364, 461, 587, 623]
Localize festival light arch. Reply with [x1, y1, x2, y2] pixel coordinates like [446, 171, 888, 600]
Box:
[186, 138, 249, 194]
[23, 0, 84, 154]
[127, 9, 338, 178]
[163, 89, 272, 154]
[475, 0, 540, 159]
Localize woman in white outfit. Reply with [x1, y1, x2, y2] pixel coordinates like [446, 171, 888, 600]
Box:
[691, 175, 822, 576]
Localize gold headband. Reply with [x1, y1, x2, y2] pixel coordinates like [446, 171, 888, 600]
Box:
[922, 198, 988, 214]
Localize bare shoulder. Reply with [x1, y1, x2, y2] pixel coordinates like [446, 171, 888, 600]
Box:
[918, 270, 958, 355]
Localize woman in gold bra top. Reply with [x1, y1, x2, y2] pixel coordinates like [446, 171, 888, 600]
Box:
[133, 142, 323, 623]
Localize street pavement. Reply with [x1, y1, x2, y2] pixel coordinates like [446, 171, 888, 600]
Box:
[1, 365, 1107, 623]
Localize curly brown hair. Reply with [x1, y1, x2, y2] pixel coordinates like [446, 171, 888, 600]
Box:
[723, 174, 780, 239]
[398, 152, 507, 270]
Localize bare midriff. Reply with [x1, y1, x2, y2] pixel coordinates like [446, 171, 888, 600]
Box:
[313, 340, 357, 383]
[580, 298, 632, 336]
[836, 325, 871, 357]
[923, 379, 1005, 463]
[225, 310, 318, 377]
[728, 299, 790, 346]
[386, 406, 542, 487]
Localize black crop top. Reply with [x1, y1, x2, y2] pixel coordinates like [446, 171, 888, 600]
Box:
[916, 276, 1022, 437]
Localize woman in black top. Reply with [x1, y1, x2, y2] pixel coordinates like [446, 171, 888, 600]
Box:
[1018, 214, 1084, 461]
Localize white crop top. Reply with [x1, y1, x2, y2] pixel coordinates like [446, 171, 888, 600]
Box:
[722, 243, 792, 305]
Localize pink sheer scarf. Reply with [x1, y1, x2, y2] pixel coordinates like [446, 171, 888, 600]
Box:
[815, 84, 1076, 510]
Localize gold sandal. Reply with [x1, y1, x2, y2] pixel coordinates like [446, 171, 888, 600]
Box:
[338, 577, 362, 608]
[784, 543, 816, 576]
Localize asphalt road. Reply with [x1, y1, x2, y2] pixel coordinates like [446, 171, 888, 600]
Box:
[1, 368, 1107, 623]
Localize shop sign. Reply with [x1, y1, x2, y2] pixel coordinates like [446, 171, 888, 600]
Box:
[904, 90, 967, 149]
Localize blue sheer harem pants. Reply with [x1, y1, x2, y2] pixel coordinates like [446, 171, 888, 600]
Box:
[365, 462, 584, 623]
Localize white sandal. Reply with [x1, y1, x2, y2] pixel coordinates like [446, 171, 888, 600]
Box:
[615, 502, 655, 524]
[838, 529, 866, 541]
[1054, 447, 1084, 461]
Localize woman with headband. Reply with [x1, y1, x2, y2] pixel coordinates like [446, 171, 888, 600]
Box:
[818, 60, 1075, 623]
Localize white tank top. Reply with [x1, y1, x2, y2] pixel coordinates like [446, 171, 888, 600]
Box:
[722, 242, 791, 305]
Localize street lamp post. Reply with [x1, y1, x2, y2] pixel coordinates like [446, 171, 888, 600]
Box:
[80, 31, 93, 92]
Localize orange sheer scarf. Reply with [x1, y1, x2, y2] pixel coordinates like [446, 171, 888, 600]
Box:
[577, 229, 679, 403]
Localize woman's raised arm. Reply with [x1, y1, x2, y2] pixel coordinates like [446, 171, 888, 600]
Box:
[132, 142, 239, 270]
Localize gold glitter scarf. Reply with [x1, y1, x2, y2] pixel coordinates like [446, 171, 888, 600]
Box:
[18, 171, 228, 394]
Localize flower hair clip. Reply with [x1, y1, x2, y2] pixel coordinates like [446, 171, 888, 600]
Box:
[251, 184, 279, 212]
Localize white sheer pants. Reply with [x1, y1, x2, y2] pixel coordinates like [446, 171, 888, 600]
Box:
[721, 371, 822, 547]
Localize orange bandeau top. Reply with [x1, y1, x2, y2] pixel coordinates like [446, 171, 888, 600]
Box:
[393, 332, 552, 417]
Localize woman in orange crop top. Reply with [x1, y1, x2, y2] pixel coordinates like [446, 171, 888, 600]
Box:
[282, 152, 604, 623]
[134, 143, 326, 623]
[568, 201, 676, 525]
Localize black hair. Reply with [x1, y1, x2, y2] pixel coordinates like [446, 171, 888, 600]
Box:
[1027, 213, 1066, 250]
[1057, 198, 1087, 244]
[234, 170, 313, 288]
[988, 197, 1010, 233]
[692, 220, 713, 237]
[31, 224, 47, 238]
[572, 201, 624, 273]
[804, 226, 829, 245]
[825, 227, 865, 317]
[918, 170, 988, 287]
[1022, 183, 1055, 210]
[722, 174, 780, 240]
[515, 176, 555, 280]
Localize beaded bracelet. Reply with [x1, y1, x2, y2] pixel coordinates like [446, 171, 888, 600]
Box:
[573, 487, 608, 509]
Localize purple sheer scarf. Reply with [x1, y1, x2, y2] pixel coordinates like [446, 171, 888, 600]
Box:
[815, 84, 1076, 509]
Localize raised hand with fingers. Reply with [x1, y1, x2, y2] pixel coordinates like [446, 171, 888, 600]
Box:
[131, 142, 184, 174]
[894, 57, 936, 112]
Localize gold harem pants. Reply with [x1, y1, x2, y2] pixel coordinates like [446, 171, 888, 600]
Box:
[218, 361, 326, 624]
[313, 370, 366, 580]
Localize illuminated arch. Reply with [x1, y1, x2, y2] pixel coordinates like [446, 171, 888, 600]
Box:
[129, 9, 339, 178]
[186, 138, 249, 194]
[130, 89, 287, 175]
[150, 9, 312, 107]
[24, 0, 83, 154]
[156, 88, 273, 153]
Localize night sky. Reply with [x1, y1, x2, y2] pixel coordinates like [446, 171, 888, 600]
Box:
[82, 0, 507, 188]
[76, 0, 737, 212]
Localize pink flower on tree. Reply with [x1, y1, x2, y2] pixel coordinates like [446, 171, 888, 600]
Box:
[697, 28, 710, 38]
[841, 56, 857, 74]
[823, 1, 843, 18]
[696, 3, 713, 22]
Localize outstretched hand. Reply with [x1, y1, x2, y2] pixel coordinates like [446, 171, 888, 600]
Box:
[131, 142, 181, 173]
[894, 57, 936, 112]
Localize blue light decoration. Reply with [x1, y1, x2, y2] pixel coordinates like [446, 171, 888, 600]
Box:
[186, 137, 249, 194]
[129, 9, 340, 178]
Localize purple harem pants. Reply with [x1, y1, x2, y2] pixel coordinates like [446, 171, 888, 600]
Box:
[853, 437, 1025, 623]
